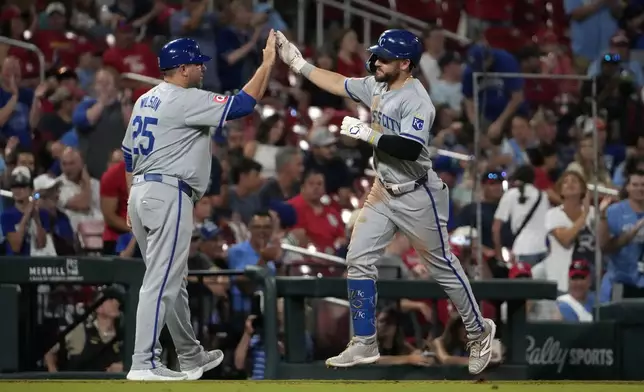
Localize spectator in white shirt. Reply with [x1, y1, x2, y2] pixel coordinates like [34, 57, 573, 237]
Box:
[419, 25, 445, 92]
[430, 52, 463, 115]
[492, 165, 550, 265]
[538, 171, 596, 293]
[56, 147, 103, 233]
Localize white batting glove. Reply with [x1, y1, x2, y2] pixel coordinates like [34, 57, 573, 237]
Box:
[275, 31, 307, 73]
[340, 116, 379, 145]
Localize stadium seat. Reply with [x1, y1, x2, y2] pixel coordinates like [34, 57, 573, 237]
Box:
[483, 26, 528, 53]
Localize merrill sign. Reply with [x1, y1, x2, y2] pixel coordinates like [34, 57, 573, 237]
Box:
[28, 259, 83, 282]
[526, 335, 614, 374]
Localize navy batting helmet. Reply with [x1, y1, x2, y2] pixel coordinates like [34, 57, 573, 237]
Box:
[158, 38, 211, 71]
[366, 29, 423, 73]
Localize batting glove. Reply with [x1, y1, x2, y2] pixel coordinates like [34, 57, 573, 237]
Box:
[275, 31, 307, 73]
[340, 116, 380, 145]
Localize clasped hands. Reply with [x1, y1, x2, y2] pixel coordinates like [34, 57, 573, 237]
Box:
[273, 32, 376, 144]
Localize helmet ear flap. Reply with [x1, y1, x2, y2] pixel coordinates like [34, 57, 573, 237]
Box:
[366, 53, 377, 74]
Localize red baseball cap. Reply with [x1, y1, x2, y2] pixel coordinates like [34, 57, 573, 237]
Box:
[0, 6, 20, 22]
[509, 262, 532, 279]
[569, 259, 591, 278]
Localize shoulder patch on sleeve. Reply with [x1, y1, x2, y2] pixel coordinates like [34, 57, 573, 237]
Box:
[213, 95, 229, 103]
[412, 113, 425, 131]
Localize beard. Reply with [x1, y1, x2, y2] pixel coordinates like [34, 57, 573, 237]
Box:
[374, 68, 398, 83]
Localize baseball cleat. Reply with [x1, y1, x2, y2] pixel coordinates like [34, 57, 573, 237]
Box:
[182, 349, 225, 380]
[325, 338, 380, 368]
[467, 318, 497, 375]
[126, 367, 188, 381]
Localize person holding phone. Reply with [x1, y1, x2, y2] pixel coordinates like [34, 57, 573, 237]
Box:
[0, 166, 49, 255]
[234, 299, 312, 379]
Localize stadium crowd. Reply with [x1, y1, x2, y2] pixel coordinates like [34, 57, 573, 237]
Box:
[2, 0, 644, 379]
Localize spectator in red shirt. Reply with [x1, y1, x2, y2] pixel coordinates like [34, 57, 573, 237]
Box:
[0, 6, 40, 86]
[102, 22, 161, 79]
[32, 3, 80, 70]
[335, 29, 366, 78]
[288, 169, 346, 255]
[100, 160, 129, 255]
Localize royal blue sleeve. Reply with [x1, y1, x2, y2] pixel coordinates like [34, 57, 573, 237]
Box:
[498, 52, 523, 92]
[225, 90, 257, 120]
[557, 302, 579, 321]
[1, 209, 19, 234]
[462, 67, 474, 98]
[72, 98, 98, 131]
[38, 210, 50, 231]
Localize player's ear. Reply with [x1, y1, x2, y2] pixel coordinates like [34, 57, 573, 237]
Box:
[401, 59, 411, 72]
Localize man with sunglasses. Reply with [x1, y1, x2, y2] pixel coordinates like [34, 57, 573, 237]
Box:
[275, 29, 496, 374]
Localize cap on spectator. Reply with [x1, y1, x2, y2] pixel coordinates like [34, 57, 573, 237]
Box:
[569, 259, 591, 278]
[610, 32, 629, 47]
[309, 127, 336, 147]
[438, 51, 462, 70]
[95, 285, 125, 305]
[0, 6, 21, 22]
[200, 221, 221, 241]
[433, 156, 461, 176]
[268, 200, 297, 228]
[33, 174, 60, 192]
[482, 170, 505, 184]
[46, 2, 66, 16]
[10, 166, 32, 188]
[509, 262, 533, 279]
[466, 44, 489, 72]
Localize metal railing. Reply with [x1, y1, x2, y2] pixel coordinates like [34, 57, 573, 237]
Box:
[303, 0, 470, 49]
[0, 37, 46, 83]
[281, 243, 346, 265]
[121, 72, 162, 86]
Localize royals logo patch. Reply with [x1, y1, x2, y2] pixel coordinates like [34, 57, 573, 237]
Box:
[412, 114, 425, 131]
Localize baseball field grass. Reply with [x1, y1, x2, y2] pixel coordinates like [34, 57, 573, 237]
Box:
[1, 380, 643, 392]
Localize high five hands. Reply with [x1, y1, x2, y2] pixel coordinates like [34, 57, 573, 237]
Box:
[273, 31, 306, 73]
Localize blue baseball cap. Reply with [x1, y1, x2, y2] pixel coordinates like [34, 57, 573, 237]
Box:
[467, 44, 490, 72]
[268, 200, 297, 229]
[433, 156, 462, 176]
[200, 221, 221, 241]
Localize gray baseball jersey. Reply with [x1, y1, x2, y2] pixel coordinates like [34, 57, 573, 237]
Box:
[122, 82, 234, 198]
[344, 76, 437, 184]
[342, 76, 486, 338]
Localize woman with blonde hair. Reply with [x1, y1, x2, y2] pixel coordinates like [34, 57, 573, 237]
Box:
[566, 133, 613, 188]
[538, 170, 610, 293]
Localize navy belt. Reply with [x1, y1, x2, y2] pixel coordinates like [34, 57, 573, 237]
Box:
[136, 174, 194, 199]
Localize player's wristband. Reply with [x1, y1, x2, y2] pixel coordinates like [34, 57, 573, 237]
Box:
[300, 62, 313, 78]
[367, 129, 381, 146]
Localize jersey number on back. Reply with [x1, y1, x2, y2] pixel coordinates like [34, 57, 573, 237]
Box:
[132, 116, 157, 156]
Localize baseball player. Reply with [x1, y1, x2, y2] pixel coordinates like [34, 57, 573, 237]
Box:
[122, 34, 276, 381]
[275, 30, 496, 374]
